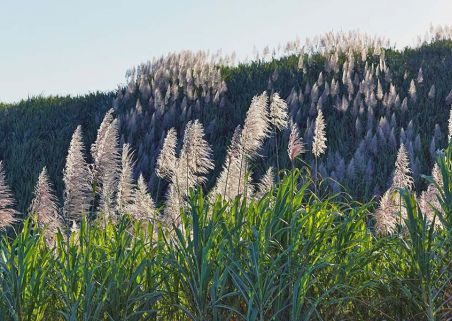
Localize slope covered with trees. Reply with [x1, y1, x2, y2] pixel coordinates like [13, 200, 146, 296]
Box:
[0, 28, 451, 213]
[0, 94, 113, 212]
[0, 27, 451, 321]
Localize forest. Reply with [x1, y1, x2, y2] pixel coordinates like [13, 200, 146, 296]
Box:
[0, 26, 451, 320]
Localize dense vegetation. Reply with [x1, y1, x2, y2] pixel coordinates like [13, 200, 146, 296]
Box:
[0, 148, 450, 320]
[1, 32, 452, 212]
[0, 94, 113, 213]
[0, 27, 451, 320]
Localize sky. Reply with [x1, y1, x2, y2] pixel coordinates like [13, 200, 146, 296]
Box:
[1, 0, 451, 103]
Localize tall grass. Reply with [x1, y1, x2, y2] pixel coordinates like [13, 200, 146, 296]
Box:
[0, 162, 450, 320]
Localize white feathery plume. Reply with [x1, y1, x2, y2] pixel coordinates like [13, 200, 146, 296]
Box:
[90, 111, 121, 220]
[179, 120, 214, 186]
[29, 167, 62, 245]
[432, 162, 443, 187]
[255, 167, 274, 199]
[211, 92, 270, 201]
[417, 67, 424, 83]
[91, 108, 114, 163]
[269, 93, 289, 130]
[165, 120, 214, 223]
[63, 126, 92, 224]
[287, 122, 305, 162]
[97, 119, 121, 222]
[133, 174, 156, 222]
[312, 110, 327, 158]
[228, 125, 242, 160]
[117, 143, 136, 214]
[94, 119, 121, 184]
[408, 79, 417, 102]
[391, 143, 414, 191]
[156, 128, 178, 180]
[91, 110, 120, 218]
[155, 128, 180, 224]
[0, 161, 17, 229]
[376, 80, 383, 100]
[377, 143, 414, 229]
[239, 92, 271, 159]
[164, 183, 185, 226]
[419, 163, 444, 229]
[270, 92, 288, 178]
[374, 190, 397, 235]
[210, 126, 244, 201]
[236, 92, 270, 195]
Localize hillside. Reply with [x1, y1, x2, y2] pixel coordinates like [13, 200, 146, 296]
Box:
[0, 28, 451, 321]
[0, 94, 113, 212]
[1, 35, 451, 212]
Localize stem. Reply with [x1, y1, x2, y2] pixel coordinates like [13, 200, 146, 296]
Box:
[223, 156, 232, 200]
[426, 285, 435, 321]
[274, 126, 280, 182]
[244, 172, 249, 199]
[291, 161, 294, 211]
[65, 214, 71, 305]
[315, 156, 318, 194]
[155, 177, 161, 205]
[186, 154, 189, 197]
[173, 160, 183, 226]
[237, 151, 245, 197]
[175, 174, 182, 213]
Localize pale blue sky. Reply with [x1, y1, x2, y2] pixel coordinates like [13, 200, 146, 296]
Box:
[1, 0, 451, 103]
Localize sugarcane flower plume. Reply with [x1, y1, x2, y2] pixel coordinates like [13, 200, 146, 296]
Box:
[270, 92, 289, 130]
[312, 109, 327, 158]
[288, 122, 305, 162]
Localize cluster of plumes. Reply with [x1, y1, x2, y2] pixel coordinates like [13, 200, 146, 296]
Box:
[123, 51, 229, 105]
[156, 120, 214, 225]
[307, 30, 390, 55]
[89, 110, 157, 224]
[112, 50, 230, 195]
[252, 30, 390, 63]
[2, 27, 452, 238]
[274, 32, 452, 202]
[210, 91, 308, 202]
[75, 91, 451, 238]
[0, 109, 159, 242]
[375, 141, 447, 234]
[419, 163, 444, 229]
[415, 24, 452, 47]
[110, 26, 452, 207]
[375, 143, 414, 235]
[210, 92, 271, 201]
[29, 167, 62, 245]
[0, 90, 448, 240]
[375, 107, 452, 234]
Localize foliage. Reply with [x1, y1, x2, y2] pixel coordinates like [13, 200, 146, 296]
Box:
[1, 39, 452, 212]
[0, 94, 113, 212]
[0, 163, 450, 320]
